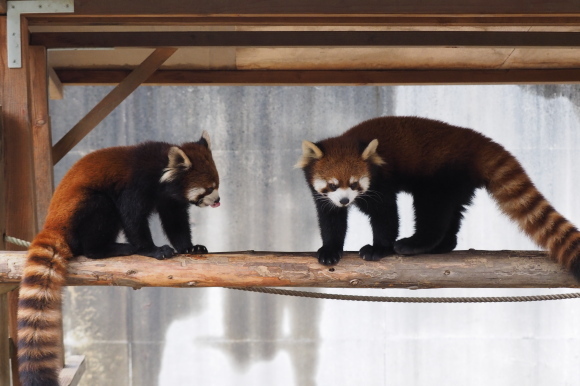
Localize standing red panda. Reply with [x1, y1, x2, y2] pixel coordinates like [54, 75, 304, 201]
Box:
[296, 116, 580, 278]
[17, 132, 220, 386]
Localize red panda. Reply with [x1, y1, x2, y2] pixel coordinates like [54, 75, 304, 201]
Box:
[17, 132, 220, 386]
[296, 116, 580, 277]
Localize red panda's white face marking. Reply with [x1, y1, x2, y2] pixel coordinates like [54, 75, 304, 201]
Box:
[187, 183, 220, 208]
[312, 175, 370, 207]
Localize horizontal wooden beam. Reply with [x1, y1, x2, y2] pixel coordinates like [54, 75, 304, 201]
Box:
[54, 69, 580, 86]
[68, 0, 580, 16]
[0, 250, 578, 289]
[30, 31, 580, 49]
[26, 15, 580, 27]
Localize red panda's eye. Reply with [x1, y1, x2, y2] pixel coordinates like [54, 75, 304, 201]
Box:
[328, 184, 338, 191]
[350, 182, 359, 190]
[206, 187, 214, 194]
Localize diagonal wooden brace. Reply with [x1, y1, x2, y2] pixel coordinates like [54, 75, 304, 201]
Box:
[52, 47, 178, 164]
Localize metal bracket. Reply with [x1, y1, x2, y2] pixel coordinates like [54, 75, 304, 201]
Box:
[7, 0, 74, 68]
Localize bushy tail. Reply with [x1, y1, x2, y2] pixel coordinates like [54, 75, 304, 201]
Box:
[17, 230, 72, 386]
[483, 146, 580, 278]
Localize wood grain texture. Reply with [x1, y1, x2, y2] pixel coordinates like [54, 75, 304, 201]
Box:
[30, 31, 580, 49]
[54, 69, 580, 86]
[29, 46, 55, 230]
[70, 0, 580, 16]
[24, 15, 580, 27]
[58, 356, 86, 386]
[0, 291, 10, 386]
[51, 47, 177, 163]
[0, 250, 578, 289]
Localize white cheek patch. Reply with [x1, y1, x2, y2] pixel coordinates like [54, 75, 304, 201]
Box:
[201, 188, 220, 207]
[359, 176, 370, 191]
[313, 178, 327, 192]
[187, 187, 205, 202]
[327, 188, 359, 207]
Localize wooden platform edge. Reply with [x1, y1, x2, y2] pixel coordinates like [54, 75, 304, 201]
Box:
[59, 355, 86, 386]
[0, 250, 578, 289]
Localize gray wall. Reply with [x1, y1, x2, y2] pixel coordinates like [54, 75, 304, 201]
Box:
[50, 84, 580, 386]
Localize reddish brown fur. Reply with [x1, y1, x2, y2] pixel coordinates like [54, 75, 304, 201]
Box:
[18, 140, 219, 385]
[301, 116, 580, 272]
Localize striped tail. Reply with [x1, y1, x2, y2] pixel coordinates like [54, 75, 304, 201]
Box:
[17, 230, 72, 386]
[483, 146, 580, 279]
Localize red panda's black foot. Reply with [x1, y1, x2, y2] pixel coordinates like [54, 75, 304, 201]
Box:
[569, 258, 580, 281]
[428, 235, 458, 254]
[359, 244, 393, 261]
[178, 244, 208, 254]
[317, 246, 342, 265]
[138, 245, 176, 260]
[393, 238, 434, 255]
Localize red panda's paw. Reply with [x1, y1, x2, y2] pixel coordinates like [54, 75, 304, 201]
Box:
[393, 238, 431, 255]
[139, 245, 176, 260]
[179, 244, 208, 254]
[359, 244, 393, 261]
[317, 246, 343, 266]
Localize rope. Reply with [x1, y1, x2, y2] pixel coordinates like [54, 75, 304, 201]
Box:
[4, 235, 31, 248]
[227, 287, 580, 303]
[5, 234, 580, 303]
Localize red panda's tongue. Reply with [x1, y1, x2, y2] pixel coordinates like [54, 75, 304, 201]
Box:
[211, 202, 220, 208]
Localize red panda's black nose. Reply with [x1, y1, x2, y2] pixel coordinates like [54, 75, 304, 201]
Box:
[340, 197, 349, 205]
[215, 197, 220, 204]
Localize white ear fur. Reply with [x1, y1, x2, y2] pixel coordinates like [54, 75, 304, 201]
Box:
[161, 147, 192, 183]
[294, 140, 324, 168]
[361, 139, 386, 166]
[201, 130, 211, 150]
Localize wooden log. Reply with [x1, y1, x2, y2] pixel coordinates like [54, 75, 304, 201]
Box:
[0, 250, 578, 289]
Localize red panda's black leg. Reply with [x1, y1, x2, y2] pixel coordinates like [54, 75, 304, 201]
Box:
[355, 190, 398, 261]
[315, 200, 348, 265]
[157, 198, 199, 254]
[117, 195, 175, 260]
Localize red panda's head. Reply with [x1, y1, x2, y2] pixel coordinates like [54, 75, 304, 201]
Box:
[161, 131, 221, 208]
[296, 138, 385, 208]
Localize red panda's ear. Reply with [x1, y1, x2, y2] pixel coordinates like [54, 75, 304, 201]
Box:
[361, 139, 386, 166]
[295, 140, 323, 168]
[199, 130, 212, 150]
[161, 147, 192, 182]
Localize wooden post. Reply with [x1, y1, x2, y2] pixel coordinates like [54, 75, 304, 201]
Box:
[29, 46, 54, 230]
[1, 16, 38, 386]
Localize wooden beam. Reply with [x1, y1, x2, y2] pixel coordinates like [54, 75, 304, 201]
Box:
[59, 356, 86, 386]
[0, 0, 5, 15]
[54, 69, 580, 86]
[30, 31, 580, 49]
[51, 47, 177, 164]
[29, 46, 54, 230]
[0, 250, 578, 289]
[69, 0, 580, 16]
[48, 66, 64, 100]
[25, 15, 580, 27]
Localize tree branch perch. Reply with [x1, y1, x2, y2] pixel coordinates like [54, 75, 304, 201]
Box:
[0, 250, 577, 289]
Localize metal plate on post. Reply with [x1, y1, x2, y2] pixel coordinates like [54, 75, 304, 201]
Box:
[7, 0, 74, 68]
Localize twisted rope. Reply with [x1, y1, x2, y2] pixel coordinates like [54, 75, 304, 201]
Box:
[5, 234, 580, 303]
[228, 286, 580, 303]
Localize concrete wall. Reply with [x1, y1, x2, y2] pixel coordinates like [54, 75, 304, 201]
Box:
[49, 84, 580, 386]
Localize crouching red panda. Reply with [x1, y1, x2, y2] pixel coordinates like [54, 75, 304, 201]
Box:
[296, 116, 580, 279]
[18, 131, 220, 386]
